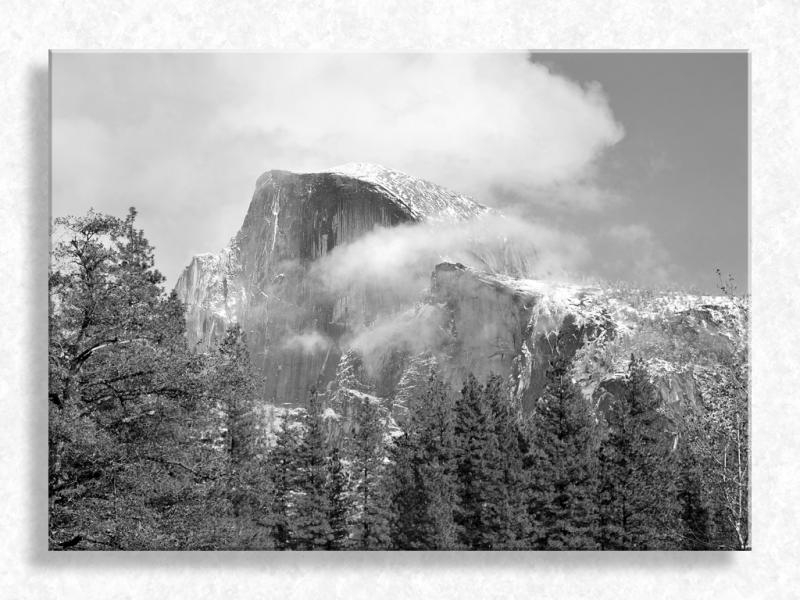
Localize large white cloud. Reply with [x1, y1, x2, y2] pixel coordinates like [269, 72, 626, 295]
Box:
[53, 53, 624, 285]
[213, 53, 624, 203]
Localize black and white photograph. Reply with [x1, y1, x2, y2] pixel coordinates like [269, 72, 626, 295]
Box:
[48, 52, 749, 551]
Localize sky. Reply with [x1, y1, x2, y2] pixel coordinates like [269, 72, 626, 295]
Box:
[52, 52, 748, 293]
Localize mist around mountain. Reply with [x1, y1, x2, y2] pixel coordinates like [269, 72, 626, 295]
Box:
[48, 165, 749, 551]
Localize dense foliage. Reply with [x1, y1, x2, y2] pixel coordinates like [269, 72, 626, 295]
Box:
[49, 210, 749, 550]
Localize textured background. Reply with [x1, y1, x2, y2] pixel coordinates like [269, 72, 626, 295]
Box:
[1, 1, 798, 598]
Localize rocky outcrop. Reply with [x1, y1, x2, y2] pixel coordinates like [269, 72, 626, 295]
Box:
[420, 262, 745, 418]
[428, 262, 616, 411]
[177, 164, 747, 424]
[175, 164, 490, 405]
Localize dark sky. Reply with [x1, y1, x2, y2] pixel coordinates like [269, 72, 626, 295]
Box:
[52, 53, 748, 293]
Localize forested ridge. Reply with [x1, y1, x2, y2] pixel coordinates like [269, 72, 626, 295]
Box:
[49, 210, 749, 551]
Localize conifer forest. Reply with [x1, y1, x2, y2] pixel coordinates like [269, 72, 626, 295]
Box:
[48, 209, 750, 551]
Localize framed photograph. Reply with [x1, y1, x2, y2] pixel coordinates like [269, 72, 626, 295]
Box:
[49, 52, 748, 551]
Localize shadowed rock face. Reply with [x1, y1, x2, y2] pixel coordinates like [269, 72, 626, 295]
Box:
[430, 262, 616, 411]
[175, 165, 489, 405]
[426, 262, 744, 423]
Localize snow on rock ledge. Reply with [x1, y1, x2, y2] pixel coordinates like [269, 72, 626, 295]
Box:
[324, 163, 492, 223]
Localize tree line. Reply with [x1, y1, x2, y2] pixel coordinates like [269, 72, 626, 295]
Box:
[255, 352, 746, 551]
[48, 209, 748, 550]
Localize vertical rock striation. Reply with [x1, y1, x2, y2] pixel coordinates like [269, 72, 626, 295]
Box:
[175, 165, 489, 405]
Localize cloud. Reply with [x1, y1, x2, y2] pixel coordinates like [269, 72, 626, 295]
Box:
[53, 53, 624, 286]
[310, 213, 591, 306]
[52, 116, 115, 211]
[600, 224, 678, 285]
[306, 211, 594, 373]
[282, 331, 332, 354]
[346, 305, 448, 377]
[494, 178, 626, 213]
[214, 54, 624, 206]
[607, 223, 654, 244]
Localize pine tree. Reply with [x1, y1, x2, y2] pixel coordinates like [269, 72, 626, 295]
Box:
[291, 394, 334, 549]
[453, 374, 508, 549]
[202, 323, 273, 548]
[417, 374, 460, 549]
[386, 433, 423, 548]
[676, 441, 713, 550]
[596, 355, 680, 550]
[393, 352, 438, 425]
[388, 372, 459, 549]
[527, 358, 599, 550]
[348, 397, 392, 549]
[48, 208, 210, 550]
[49, 208, 191, 408]
[268, 415, 299, 549]
[326, 446, 350, 549]
[485, 375, 531, 548]
[331, 349, 375, 429]
[212, 324, 263, 467]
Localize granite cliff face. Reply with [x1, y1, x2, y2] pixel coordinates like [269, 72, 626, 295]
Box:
[425, 263, 746, 424]
[176, 164, 747, 426]
[175, 164, 490, 405]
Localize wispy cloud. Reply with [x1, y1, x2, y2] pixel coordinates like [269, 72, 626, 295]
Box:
[310, 213, 590, 306]
[600, 224, 679, 285]
[283, 331, 333, 355]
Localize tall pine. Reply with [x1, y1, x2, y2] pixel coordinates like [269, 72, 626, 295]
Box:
[485, 375, 530, 548]
[676, 440, 713, 550]
[290, 394, 344, 549]
[211, 325, 264, 468]
[453, 374, 508, 549]
[269, 415, 299, 549]
[205, 323, 273, 548]
[596, 355, 680, 550]
[326, 446, 350, 549]
[388, 372, 459, 549]
[527, 358, 599, 550]
[348, 398, 392, 549]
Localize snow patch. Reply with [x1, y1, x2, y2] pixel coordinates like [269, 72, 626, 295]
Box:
[324, 163, 491, 223]
[321, 407, 341, 421]
[339, 387, 381, 404]
[283, 331, 332, 354]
